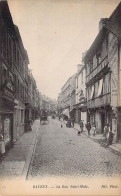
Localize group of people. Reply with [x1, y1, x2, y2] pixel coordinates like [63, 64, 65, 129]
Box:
[71, 118, 114, 145]
[59, 115, 114, 145]
[81, 121, 114, 145]
[79, 120, 96, 136]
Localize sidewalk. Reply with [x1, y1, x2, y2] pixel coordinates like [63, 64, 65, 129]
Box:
[60, 118, 121, 155]
[0, 120, 39, 180]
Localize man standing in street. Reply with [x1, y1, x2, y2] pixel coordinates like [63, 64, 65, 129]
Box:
[80, 120, 84, 132]
[71, 117, 75, 127]
[86, 122, 91, 136]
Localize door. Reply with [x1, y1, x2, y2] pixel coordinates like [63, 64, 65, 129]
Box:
[101, 113, 105, 133]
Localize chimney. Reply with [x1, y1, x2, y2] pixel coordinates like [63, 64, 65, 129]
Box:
[99, 18, 109, 31]
[81, 51, 87, 64]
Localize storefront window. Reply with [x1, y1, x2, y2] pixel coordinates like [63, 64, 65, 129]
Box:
[4, 117, 10, 145]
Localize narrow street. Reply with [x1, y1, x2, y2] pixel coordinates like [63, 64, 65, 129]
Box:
[27, 117, 121, 180]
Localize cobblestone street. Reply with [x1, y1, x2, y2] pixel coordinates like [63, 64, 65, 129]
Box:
[27, 118, 121, 180]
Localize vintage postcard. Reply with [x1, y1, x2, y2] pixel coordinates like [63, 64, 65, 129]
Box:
[0, 0, 121, 195]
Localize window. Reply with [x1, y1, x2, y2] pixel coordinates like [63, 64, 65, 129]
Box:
[106, 35, 108, 51]
[96, 49, 101, 65]
[95, 81, 98, 97]
[104, 74, 111, 94]
[2, 66, 7, 84]
[90, 85, 95, 99]
[97, 79, 103, 96]
[102, 77, 105, 95]
[86, 64, 90, 76]
[81, 72, 83, 84]
[76, 77, 78, 88]
[21, 110, 24, 123]
[90, 60, 93, 73]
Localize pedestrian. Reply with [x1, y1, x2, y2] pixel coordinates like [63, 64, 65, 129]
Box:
[71, 117, 75, 127]
[58, 115, 61, 121]
[86, 122, 91, 136]
[80, 120, 84, 132]
[103, 124, 109, 140]
[78, 130, 81, 135]
[0, 133, 5, 155]
[108, 129, 114, 145]
[92, 123, 96, 136]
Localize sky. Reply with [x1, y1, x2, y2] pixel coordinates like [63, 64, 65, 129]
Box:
[8, 0, 120, 100]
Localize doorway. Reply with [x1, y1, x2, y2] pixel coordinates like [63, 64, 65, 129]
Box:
[101, 113, 105, 133]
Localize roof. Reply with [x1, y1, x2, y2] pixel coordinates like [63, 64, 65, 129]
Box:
[84, 2, 121, 64]
[75, 64, 85, 78]
[84, 27, 107, 64]
[109, 2, 121, 20]
[0, 1, 29, 63]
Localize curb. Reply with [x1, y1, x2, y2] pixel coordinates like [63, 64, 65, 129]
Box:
[24, 125, 40, 180]
[59, 118, 121, 156]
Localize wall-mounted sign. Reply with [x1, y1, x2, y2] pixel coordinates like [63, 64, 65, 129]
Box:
[3, 88, 14, 99]
[7, 82, 13, 91]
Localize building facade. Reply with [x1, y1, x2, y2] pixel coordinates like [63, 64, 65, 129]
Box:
[58, 74, 76, 119]
[84, 3, 121, 142]
[0, 1, 15, 149]
[0, 1, 41, 153]
[74, 63, 87, 124]
[27, 69, 40, 122]
[13, 26, 29, 141]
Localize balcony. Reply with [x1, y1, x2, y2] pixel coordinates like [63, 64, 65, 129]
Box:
[86, 56, 108, 84]
[87, 93, 110, 108]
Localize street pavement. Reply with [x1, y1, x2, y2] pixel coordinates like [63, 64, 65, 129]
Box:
[0, 117, 121, 180]
[0, 120, 39, 179]
[27, 117, 121, 180]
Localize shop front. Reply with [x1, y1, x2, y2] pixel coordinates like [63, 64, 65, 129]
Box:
[117, 107, 121, 142]
[69, 108, 76, 120]
[87, 105, 117, 142]
[14, 99, 25, 142]
[74, 99, 87, 124]
[80, 105, 87, 128]
[75, 106, 81, 123]
[0, 98, 14, 155]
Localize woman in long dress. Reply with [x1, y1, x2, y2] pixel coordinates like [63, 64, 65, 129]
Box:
[0, 134, 5, 154]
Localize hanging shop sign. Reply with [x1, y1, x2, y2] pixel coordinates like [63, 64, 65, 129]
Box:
[3, 88, 14, 99]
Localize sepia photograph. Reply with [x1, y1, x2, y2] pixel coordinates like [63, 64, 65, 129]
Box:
[0, 0, 121, 195]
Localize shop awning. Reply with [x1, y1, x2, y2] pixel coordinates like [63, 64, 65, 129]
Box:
[63, 108, 70, 118]
[69, 108, 75, 113]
